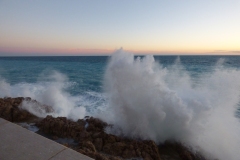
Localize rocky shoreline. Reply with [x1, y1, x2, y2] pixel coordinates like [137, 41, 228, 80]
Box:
[0, 97, 206, 160]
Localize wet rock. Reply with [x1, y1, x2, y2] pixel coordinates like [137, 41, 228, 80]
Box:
[122, 147, 136, 158]
[36, 114, 205, 160]
[142, 151, 153, 160]
[0, 98, 208, 160]
[36, 115, 85, 140]
[104, 134, 116, 144]
[92, 131, 103, 139]
[158, 141, 206, 160]
[37, 116, 163, 160]
[19, 98, 54, 115]
[142, 140, 162, 160]
[52, 136, 58, 140]
[79, 130, 91, 140]
[0, 97, 37, 122]
[80, 141, 96, 153]
[86, 117, 107, 132]
[78, 149, 110, 160]
[103, 142, 126, 156]
[93, 138, 103, 151]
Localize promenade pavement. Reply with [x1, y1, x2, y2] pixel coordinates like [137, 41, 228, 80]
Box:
[0, 118, 93, 160]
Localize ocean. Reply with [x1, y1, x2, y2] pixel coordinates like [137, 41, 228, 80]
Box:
[1, 51, 240, 159]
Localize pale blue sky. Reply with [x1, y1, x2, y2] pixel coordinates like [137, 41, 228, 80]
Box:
[0, 0, 240, 55]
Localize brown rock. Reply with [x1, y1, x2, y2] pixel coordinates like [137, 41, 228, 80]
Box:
[92, 131, 103, 139]
[36, 115, 86, 140]
[52, 136, 58, 140]
[158, 141, 206, 160]
[135, 148, 142, 157]
[0, 97, 37, 122]
[142, 151, 153, 160]
[102, 143, 112, 154]
[103, 142, 126, 156]
[109, 157, 121, 160]
[122, 148, 137, 158]
[81, 141, 96, 153]
[180, 150, 193, 160]
[77, 149, 110, 160]
[104, 134, 116, 144]
[86, 117, 107, 132]
[93, 138, 103, 151]
[79, 130, 91, 140]
[142, 140, 161, 160]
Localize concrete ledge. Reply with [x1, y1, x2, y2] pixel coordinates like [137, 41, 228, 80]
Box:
[0, 118, 93, 160]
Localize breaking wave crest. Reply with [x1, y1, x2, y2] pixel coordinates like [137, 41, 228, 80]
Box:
[100, 50, 240, 160]
[1, 51, 240, 159]
[0, 71, 103, 121]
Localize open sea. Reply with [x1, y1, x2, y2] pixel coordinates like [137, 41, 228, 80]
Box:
[1, 55, 240, 94]
[1, 52, 240, 159]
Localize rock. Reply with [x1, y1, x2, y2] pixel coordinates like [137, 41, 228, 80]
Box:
[109, 157, 121, 160]
[122, 148, 137, 158]
[52, 136, 58, 140]
[142, 151, 153, 160]
[19, 98, 54, 115]
[0, 97, 37, 122]
[104, 134, 116, 144]
[142, 140, 161, 160]
[36, 115, 85, 140]
[79, 130, 91, 140]
[34, 113, 205, 160]
[103, 142, 126, 156]
[158, 141, 206, 160]
[179, 150, 193, 160]
[92, 131, 103, 139]
[78, 148, 110, 160]
[86, 117, 107, 132]
[102, 143, 112, 154]
[0, 103, 12, 121]
[93, 138, 103, 151]
[0, 98, 207, 160]
[80, 141, 96, 153]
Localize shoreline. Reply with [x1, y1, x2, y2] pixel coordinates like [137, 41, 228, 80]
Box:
[0, 97, 206, 160]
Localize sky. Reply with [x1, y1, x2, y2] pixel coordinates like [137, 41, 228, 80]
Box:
[0, 0, 240, 56]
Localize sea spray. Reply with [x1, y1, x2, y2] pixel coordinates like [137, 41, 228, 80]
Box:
[0, 78, 10, 97]
[1, 53, 240, 159]
[0, 71, 86, 120]
[100, 49, 240, 160]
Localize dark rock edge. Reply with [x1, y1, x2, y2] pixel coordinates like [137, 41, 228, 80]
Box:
[0, 97, 207, 160]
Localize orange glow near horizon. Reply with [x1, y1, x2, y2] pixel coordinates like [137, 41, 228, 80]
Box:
[1, 1, 240, 56]
[1, 46, 240, 56]
[0, 47, 114, 56]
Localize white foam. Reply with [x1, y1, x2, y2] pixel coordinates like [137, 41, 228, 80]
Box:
[0, 78, 10, 97]
[100, 49, 240, 160]
[0, 71, 86, 121]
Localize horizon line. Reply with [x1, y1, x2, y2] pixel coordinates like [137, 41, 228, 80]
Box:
[1, 53, 240, 57]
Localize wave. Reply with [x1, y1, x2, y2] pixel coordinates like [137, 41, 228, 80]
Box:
[99, 49, 240, 160]
[0, 70, 105, 121]
[1, 51, 240, 159]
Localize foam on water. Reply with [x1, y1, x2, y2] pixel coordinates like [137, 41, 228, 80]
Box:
[17, 123, 39, 132]
[99, 49, 240, 160]
[1, 52, 240, 159]
[0, 70, 106, 121]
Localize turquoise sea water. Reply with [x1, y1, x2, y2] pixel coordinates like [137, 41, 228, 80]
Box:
[1, 55, 240, 92]
[1, 55, 240, 114]
[1, 54, 240, 159]
[0, 55, 240, 107]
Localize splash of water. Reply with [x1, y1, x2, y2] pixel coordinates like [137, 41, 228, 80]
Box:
[100, 49, 240, 160]
[0, 71, 86, 121]
[0, 78, 10, 97]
